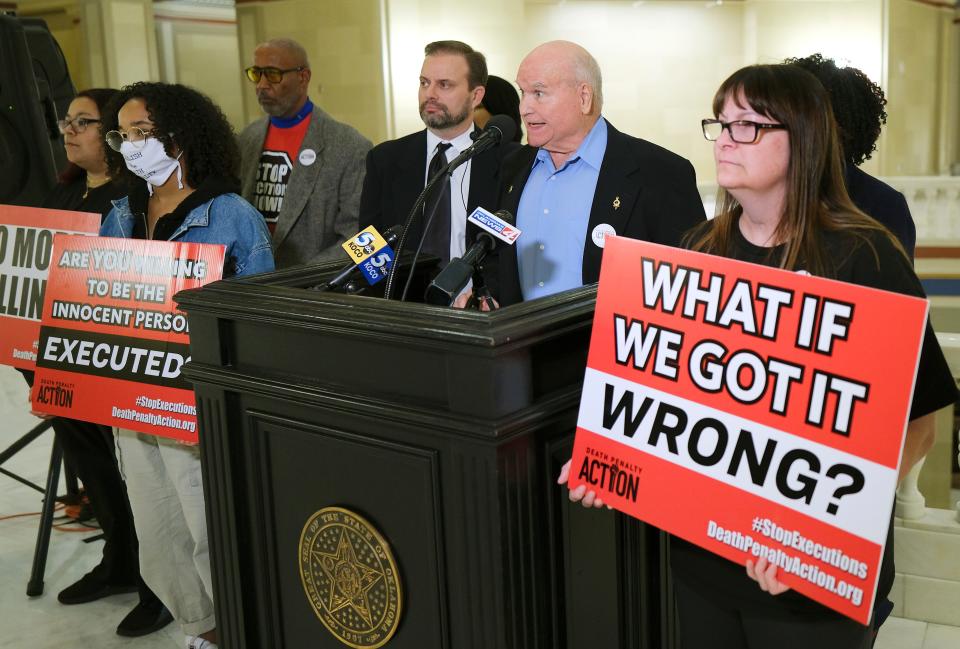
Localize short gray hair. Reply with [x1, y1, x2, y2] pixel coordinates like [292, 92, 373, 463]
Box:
[572, 48, 602, 111]
[258, 38, 310, 68]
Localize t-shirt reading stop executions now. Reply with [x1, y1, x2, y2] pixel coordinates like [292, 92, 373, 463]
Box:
[253, 100, 313, 232]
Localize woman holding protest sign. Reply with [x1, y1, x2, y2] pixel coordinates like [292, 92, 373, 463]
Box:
[559, 63, 956, 648]
[100, 81, 273, 649]
[25, 88, 174, 638]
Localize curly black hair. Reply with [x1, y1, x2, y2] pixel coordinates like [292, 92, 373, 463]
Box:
[785, 53, 887, 166]
[102, 81, 240, 187]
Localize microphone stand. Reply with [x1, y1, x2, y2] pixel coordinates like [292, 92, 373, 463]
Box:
[383, 129, 503, 301]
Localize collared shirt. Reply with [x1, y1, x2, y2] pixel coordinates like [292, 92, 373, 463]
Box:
[517, 117, 608, 301]
[425, 126, 475, 260]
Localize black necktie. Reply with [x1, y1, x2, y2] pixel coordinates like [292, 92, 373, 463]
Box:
[423, 142, 453, 265]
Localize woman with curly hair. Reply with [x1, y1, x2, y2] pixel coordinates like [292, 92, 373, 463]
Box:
[786, 53, 916, 259]
[100, 81, 274, 649]
[28, 88, 173, 638]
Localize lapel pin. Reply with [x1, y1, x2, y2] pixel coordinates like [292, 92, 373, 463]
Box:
[507, 184, 513, 194]
[613, 196, 621, 211]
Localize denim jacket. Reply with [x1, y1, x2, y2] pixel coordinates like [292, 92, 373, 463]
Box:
[100, 192, 275, 277]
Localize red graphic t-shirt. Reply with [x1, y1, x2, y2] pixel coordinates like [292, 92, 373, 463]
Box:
[254, 114, 312, 232]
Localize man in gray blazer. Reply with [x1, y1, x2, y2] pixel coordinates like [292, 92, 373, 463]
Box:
[238, 38, 371, 268]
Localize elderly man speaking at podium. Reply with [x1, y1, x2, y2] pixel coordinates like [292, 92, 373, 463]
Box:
[484, 40, 706, 306]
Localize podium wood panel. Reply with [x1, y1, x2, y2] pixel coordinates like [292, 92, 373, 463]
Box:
[177, 261, 672, 649]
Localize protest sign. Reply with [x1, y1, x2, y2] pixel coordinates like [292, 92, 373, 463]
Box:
[0, 205, 101, 369]
[568, 236, 929, 623]
[31, 234, 225, 443]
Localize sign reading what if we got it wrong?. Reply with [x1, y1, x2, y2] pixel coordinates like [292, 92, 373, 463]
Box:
[568, 236, 928, 624]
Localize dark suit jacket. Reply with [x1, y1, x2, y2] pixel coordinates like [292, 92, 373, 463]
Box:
[845, 164, 916, 260]
[358, 129, 515, 246]
[487, 121, 707, 305]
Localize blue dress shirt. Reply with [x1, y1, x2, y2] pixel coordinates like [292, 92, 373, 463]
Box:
[516, 117, 608, 301]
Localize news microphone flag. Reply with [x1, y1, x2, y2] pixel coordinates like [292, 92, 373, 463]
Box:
[340, 225, 395, 286]
[467, 207, 522, 244]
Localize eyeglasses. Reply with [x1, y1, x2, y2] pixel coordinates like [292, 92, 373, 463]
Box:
[57, 117, 101, 134]
[702, 119, 788, 144]
[244, 66, 305, 84]
[104, 127, 156, 152]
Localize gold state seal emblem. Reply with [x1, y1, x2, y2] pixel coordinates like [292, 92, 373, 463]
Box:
[299, 507, 402, 648]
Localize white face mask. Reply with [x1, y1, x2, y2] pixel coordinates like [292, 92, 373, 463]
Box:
[120, 137, 183, 195]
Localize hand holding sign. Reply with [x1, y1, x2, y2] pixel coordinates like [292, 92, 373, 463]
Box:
[568, 236, 930, 623]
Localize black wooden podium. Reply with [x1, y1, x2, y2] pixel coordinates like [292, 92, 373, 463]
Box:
[176, 260, 672, 649]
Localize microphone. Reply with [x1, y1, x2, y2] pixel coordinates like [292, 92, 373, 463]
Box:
[383, 116, 516, 301]
[424, 208, 521, 306]
[317, 224, 401, 292]
[446, 115, 517, 173]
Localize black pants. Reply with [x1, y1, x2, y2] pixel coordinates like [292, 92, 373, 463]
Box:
[21, 371, 159, 605]
[673, 576, 872, 649]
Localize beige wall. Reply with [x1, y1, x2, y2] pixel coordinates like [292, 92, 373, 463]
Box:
[885, 0, 958, 176]
[14, 0, 960, 179]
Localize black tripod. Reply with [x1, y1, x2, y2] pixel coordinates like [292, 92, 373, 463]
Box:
[0, 418, 80, 596]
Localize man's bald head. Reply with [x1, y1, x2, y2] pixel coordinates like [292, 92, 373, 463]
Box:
[516, 41, 603, 166]
[255, 38, 310, 68]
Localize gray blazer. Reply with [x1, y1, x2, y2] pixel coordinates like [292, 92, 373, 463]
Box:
[238, 106, 372, 268]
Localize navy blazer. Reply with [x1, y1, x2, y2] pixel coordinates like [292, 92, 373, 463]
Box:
[358, 129, 513, 247]
[486, 121, 707, 306]
[845, 164, 916, 260]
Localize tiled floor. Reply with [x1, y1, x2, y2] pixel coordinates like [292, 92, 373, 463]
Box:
[1, 364, 959, 648]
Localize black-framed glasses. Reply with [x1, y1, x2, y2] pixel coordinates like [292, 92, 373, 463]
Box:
[702, 119, 788, 144]
[244, 66, 305, 84]
[105, 127, 155, 152]
[57, 117, 101, 134]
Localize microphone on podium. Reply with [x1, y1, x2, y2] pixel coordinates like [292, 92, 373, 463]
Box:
[316, 224, 401, 292]
[384, 115, 517, 302]
[424, 208, 521, 306]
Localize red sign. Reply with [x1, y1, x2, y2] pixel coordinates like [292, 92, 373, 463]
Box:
[30, 234, 225, 443]
[568, 236, 928, 624]
[0, 205, 101, 369]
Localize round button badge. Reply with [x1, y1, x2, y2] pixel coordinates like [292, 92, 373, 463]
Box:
[299, 148, 317, 166]
[591, 223, 616, 248]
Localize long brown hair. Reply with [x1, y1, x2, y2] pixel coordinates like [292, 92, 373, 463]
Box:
[687, 64, 902, 277]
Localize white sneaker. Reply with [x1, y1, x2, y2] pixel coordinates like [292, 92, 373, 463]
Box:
[184, 635, 219, 649]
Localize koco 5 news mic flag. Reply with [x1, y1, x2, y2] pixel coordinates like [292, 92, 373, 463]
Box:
[568, 236, 928, 624]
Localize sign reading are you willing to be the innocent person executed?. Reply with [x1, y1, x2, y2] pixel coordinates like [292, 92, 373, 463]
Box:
[568, 237, 929, 624]
[0, 205, 101, 369]
[30, 234, 225, 443]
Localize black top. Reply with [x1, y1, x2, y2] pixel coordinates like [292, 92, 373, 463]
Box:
[846, 165, 916, 260]
[42, 175, 127, 222]
[671, 221, 957, 620]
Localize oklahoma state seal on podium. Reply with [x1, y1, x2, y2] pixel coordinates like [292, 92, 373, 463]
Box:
[299, 507, 402, 648]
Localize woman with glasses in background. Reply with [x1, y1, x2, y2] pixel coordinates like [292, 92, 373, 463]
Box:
[678, 64, 956, 648]
[28, 89, 173, 638]
[100, 81, 274, 649]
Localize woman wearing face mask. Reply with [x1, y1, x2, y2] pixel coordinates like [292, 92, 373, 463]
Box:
[100, 81, 274, 649]
[25, 89, 174, 638]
